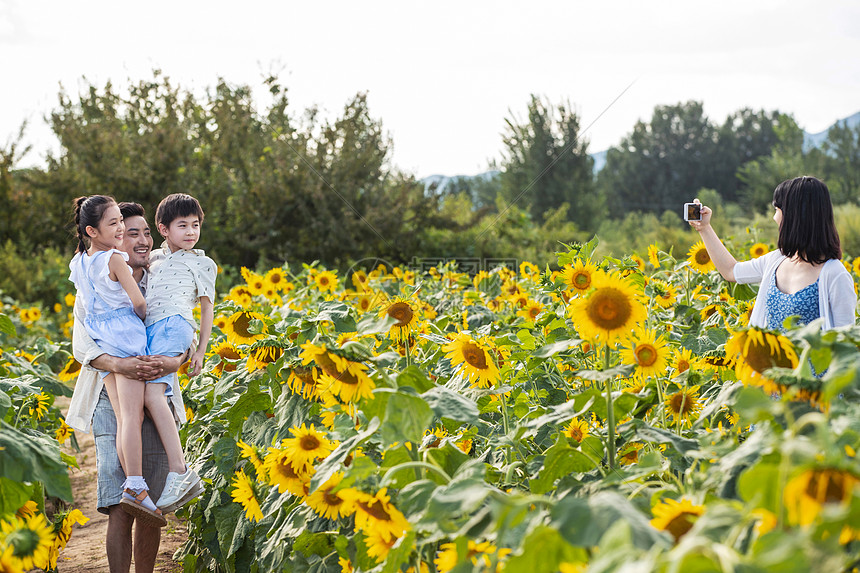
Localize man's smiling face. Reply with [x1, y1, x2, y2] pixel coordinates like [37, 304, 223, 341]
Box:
[122, 215, 153, 269]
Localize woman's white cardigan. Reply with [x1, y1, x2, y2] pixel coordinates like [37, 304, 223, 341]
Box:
[733, 250, 857, 330]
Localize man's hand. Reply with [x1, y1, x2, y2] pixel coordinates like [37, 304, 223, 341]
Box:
[136, 353, 187, 381]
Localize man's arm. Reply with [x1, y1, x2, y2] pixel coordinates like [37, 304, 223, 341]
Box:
[73, 295, 185, 381]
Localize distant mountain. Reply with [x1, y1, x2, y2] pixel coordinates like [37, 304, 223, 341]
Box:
[422, 111, 860, 185]
[421, 170, 500, 195]
[802, 111, 860, 152]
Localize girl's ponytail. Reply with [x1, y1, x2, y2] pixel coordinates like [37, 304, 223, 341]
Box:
[73, 195, 117, 253]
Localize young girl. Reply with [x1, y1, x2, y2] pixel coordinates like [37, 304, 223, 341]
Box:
[69, 195, 198, 528]
[144, 193, 216, 509]
[689, 176, 856, 331]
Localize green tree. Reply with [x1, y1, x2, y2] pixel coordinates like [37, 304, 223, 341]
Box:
[598, 101, 717, 215]
[820, 120, 860, 204]
[498, 95, 600, 231]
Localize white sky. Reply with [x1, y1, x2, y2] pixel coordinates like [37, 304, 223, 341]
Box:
[2, 0, 859, 178]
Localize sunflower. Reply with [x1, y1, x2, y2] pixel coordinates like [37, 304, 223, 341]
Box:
[320, 358, 375, 403]
[303, 472, 353, 520]
[64, 293, 75, 307]
[231, 470, 264, 522]
[650, 498, 705, 542]
[568, 271, 646, 344]
[671, 347, 701, 376]
[443, 333, 501, 389]
[246, 341, 285, 373]
[380, 299, 420, 342]
[245, 272, 266, 296]
[434, 540, 510, 573]
[725, 328, 799, 394]
[783, 468, 860, 527]
[853, 257, 860, 276]
[213, 315, 229, 332]
[0, 514, 54, 571]
[281, 424, 335, 469]
[516, 300, 544, 322]
[700, 304, 723, 323]
[564, 418, 589, 442]
[209, 341, 244, 376]
[629, 254, 645, 272]
[341, 488, 410, 541]
[620, 328, 669, 379]
[650, 280, 677, 309]
[750, 508, 777, 536]
[263, 448, 314, 497]
[55, 420, 73, 445]
[287, 365, 323, 400]
[749, 243, 769, 259]
[664, 386, 702, 426]
[57, 356, 82, 382]
[265, 267, 289, 291]
[237, 440, 267, 478]
[223, 310, 266, 346]
[364, 529, 399, 562]
[519, 261, 540, 280]
[351, 270, 369, 291]
[54, 508, 88, 547]
[618, 442, 643, 465]
[28, 393, 50, 420]
[314, 270, 339, 293]
[226, 285, 253, 307]
[561, 261, 598, 294]
[686, 242, 715, 273]
[648, 244, 661, 268]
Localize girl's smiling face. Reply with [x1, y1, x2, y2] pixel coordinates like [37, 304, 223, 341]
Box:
[86, 203, 124, 250]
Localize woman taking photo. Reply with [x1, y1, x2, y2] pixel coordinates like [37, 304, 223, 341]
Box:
[689, 175, 856, 331]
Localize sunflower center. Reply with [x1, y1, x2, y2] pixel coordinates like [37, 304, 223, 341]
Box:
[572, 271, 591, 290]
[806, 472, 850, 504]
[664, 512, 697, 541]
[585, 288, 632, 331]
[300, 435, 321, 451]
[461, 342, 488, 370]
[360, 299, 371, 311]
[277, 460, 299, 479]
[635, 344, 658, 367]
[670, 392, 697, 415]
[744, 338, 794, 374]
[568, 426, 584, 441]
[694, 249, 711, 265]
[387, 302, 414, 327]
[233, 314, 252, 337]
[528, 306, 541, 318]
[323, 490, 343, 506]
[358, 499, 392, 522]
[677, 359, 690, 373]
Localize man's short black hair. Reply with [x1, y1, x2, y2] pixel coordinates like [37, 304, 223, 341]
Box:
[117, 202, 146, 220]
[155, 193, 205, 228]
[774, 176, 841, 264]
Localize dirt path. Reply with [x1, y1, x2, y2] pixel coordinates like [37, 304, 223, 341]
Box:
[57, 400, 185, 572]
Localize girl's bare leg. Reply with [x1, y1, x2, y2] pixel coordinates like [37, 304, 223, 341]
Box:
[102, 373, 126, 473]
[144, 383, 187, 474]
[114, 373, 145, 477]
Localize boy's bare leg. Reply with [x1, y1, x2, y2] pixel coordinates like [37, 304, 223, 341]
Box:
[144, 383, 186, 474]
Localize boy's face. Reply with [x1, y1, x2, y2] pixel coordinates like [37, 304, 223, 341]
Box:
[122, 215, 153, 269]
[159, 215, 200, 251]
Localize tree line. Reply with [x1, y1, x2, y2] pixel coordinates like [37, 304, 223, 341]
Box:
[2, 72, 859, 281]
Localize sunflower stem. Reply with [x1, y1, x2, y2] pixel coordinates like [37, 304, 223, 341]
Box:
[499, 391, 512, 464]
[604, 344, 616, 471]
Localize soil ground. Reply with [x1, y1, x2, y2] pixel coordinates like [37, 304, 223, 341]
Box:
[56, 398, 185, 572]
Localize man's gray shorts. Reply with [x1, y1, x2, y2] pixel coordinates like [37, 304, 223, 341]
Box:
[92, 388, 170, 515]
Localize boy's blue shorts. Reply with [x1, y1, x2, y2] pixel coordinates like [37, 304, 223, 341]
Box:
[146, 315, 195, 395]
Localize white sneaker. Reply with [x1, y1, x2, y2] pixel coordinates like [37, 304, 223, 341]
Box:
[156, 468, 202, 512]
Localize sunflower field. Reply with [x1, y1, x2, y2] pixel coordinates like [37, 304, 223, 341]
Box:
[0, 298, 89, 572]
[6, 234, 860, 572]
[164, 239, 860, 573]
